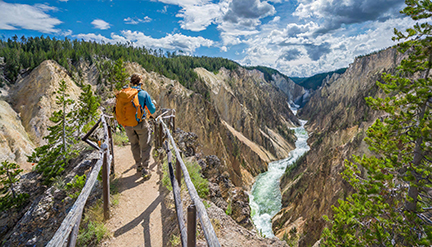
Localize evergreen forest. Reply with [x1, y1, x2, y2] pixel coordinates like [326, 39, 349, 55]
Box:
[0, 35, 239, 90]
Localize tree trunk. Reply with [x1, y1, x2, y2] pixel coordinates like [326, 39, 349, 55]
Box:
[406, 102, 426, 212]
[63, 91, 67, 158]
[7, 169, 16, 199]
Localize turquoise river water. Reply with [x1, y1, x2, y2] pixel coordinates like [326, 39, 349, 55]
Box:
[249, 106, 310, 237]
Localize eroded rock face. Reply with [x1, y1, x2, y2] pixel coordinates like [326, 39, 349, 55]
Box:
[0, 98, 35, 170]
[270, 73, 305, 103]
[175, 129, 199, 157]
[272, 48, 408, 246]
[0, 150, 100, 246]
[10, 60, 82, 146]
[125, 63, 300, 191]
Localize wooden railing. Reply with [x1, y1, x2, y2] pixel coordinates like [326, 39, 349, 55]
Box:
[47, 114, 114, 247]
[47, 109, 219, 247]
[155, 110, 221, 247]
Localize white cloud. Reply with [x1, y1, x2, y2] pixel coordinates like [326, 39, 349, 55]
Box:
[91, 19, 111, 30]
[122, 30, 214, 53]
[34, 4, 58, 12]
[74, 30, 214, 54]
[61, 29, 73, 36]
[0, 1, 62, 33]
[124, 16, 152, 24]
[176, 3, 222, 31]
[158, 6, 169, 13]
[157, 0, 208, 7]
[160, 0, 274, 38]
[293, 0, 403, 33]
[235, 16, 415, 77]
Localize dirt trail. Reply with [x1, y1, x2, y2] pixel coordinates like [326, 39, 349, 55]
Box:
[102, 145, 164, 247]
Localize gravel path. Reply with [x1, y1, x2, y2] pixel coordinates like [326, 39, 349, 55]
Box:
[102, 145, 164, 247]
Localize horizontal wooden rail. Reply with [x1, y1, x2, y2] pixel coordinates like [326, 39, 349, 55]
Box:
[47, 150, 112, 247]
[158, 117, 220, 247]
[48, 115, 114, 247]
[165, 141, 188, 247]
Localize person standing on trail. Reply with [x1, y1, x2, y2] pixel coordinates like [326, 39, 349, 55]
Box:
[115, 74, 156, 179]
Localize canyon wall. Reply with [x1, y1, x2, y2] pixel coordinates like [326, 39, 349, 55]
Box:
[272, 47, 408, 246]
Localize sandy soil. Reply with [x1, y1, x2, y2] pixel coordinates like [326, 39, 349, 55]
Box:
[102, 145, 164, 247]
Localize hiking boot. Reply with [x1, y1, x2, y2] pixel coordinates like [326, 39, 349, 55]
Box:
[141, 169, 151, 180]
[136, 163, 143, 172]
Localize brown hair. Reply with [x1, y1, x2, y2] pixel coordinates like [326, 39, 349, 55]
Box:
[130, 73, 142, 85]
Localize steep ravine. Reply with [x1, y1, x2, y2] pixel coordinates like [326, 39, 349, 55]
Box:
[249, 110, 310, 238]
[0, 58, 305, 243]
[271, 47, 409, 246]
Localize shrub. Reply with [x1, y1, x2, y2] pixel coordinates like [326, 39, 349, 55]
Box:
[77, 200, 109, 246]
[0, 161, 29, 212]
[162, 158, 209, 198]
[65, 174, 86, 199]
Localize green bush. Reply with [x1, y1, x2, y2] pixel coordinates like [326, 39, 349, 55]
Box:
[162, 158, 209, 198]
[0, 161, 29, 212]
[284, 152, 307, 177]
[225, 201, 232, 215]
[65, 174, 86, 199]
[77, 221, 108, 246]
[112, 131, 129, 146]
[77, 200, 109, 246]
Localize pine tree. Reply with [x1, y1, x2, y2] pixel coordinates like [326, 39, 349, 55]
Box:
[0, 161, 29, 212]
[28, 80, 78, 184]
[322, 1, 432, 246]
[109, 58, 129, 91]
[76, 84, 101, 134]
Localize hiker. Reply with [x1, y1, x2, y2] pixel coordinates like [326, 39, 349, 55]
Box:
[115, 74, 156, 178]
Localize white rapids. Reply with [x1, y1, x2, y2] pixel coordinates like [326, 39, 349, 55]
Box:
[249, 104, 310, 238]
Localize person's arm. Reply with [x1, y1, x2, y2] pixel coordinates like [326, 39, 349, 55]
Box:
[138, 91, 156, 114]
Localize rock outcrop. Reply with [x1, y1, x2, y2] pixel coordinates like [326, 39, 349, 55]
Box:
[125, 63, 299, 191]
[122, 63, 301, 229]
[10, 60, 82, 146]
[0, 57, 303, 241]
[272, 47, 408, 246]
[0, 150, 100, 246]
[270, 73, 305, 103]
[0, 97, 35, 170]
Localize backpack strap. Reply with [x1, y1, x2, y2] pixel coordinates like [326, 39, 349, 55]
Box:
[132, 88, 146, 123]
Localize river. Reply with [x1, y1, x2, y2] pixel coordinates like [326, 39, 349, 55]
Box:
[249, 105, 310, 237]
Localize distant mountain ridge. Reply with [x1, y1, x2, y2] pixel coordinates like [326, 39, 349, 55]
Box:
[290, 68, 347, 90]
[0, 35, 305, 103]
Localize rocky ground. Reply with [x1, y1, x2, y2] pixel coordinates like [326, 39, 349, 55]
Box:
[0, 149, 101, 246]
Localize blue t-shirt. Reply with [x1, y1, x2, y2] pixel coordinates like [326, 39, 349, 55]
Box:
[132, 86, 156, 115]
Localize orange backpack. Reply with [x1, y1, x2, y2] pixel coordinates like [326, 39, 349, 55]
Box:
[115, 88, 145, 127]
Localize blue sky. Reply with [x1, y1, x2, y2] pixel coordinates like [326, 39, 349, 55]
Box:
[0, 0, 413, 77]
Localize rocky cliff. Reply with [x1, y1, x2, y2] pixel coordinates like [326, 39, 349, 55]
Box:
[272, 47, 408, 246]
[0, 56, 302, 237]
[10, 60, 82, 146]
[270, 73, 305, 103]
[0, 90, 35, 170]
[0, 60, 82, 170]
[122, 63, 301, 229]
[125, 63, 299, 190]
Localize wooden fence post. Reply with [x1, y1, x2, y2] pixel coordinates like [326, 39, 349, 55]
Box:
[107, 125, 115, 175]
[154, 121, 158, 148]
[173, 110, 176, 133]
[188, 204, 197, 247]
[176, 158, 181, 187]
[158, 122, 163, 148]
[102, 151, 110, 220]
